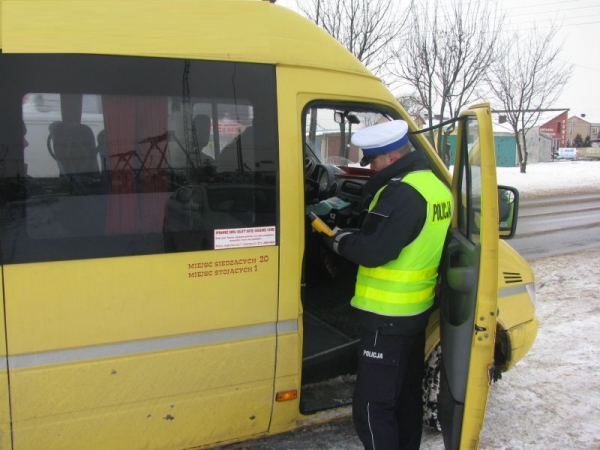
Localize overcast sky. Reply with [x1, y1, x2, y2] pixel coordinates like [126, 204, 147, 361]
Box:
[499, 0, 600, 122]
[275, 0, 600, 123]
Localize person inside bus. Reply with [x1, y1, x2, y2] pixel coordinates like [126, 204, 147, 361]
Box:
[323, 120, 452, 450]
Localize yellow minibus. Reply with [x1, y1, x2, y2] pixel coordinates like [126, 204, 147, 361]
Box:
[0, 1, 537, 448]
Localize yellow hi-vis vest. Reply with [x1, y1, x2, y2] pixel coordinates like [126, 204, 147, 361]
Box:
[351, 170, 453, 316]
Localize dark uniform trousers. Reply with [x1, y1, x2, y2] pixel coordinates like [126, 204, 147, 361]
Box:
[352, 326, 426, 450]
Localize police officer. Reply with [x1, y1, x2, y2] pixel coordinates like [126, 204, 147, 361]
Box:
[325, 120, 452, 450]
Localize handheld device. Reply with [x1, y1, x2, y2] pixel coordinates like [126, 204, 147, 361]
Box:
[308, 212, 335, 237]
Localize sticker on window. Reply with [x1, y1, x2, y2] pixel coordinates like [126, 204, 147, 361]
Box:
[214, 226, 276, 249]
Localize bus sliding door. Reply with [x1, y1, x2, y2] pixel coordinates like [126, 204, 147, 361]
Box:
[0, 54, 280, 449]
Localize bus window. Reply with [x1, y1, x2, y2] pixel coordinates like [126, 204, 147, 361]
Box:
[1, 56, 278, 264]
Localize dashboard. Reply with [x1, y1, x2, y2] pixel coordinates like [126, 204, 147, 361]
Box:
[305, 164, 374, 231]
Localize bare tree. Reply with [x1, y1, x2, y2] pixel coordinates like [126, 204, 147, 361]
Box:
[296, 0, 409, 76]
[397, 93, 427, 121]
[487, 24, 572, 173]
[296, 0, 410, 159]
[388, 0, 504, 158]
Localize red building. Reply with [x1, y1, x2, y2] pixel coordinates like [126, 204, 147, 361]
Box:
[540, 111, 568, 148]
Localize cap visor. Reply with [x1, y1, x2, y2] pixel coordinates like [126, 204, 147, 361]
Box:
[360, 154, 377, 167]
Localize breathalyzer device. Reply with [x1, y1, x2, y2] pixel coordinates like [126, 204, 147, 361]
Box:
[308, 212, 335, 237]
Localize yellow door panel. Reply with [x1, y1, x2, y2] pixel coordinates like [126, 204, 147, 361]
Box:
[9, 335, 275, 419]
[2, 45, 281, 448]
[5, 247, 279, 449]
[10, 338, 275, 449]
[439, 104, 499, 449]
[0, 268, 12, 449]
[4, 248, 278, 354]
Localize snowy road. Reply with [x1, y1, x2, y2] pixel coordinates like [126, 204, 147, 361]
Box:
[510, 193, 600, 259]
[516, 195, 600, 237]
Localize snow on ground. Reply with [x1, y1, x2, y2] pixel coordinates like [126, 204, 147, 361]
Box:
[495, 160, 600, 198]
[478, 249, 600, 449]
[235, 248, 600, 450]
[222, 161, 600, 449]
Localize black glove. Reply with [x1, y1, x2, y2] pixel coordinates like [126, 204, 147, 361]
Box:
[322, 230, 353, 255]
[322, 233, 337, 252]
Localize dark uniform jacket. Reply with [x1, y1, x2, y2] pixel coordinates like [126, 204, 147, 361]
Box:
[334, 149, 437, 336]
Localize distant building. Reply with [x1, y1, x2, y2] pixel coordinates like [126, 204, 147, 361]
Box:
[539, 112, 568, 148]
[566, 115, 600, 145]
[313, 132, 360, 164]
[491, 124, 518, 167]
[445, 125, 517, 167]
[525, 127, 554, 163]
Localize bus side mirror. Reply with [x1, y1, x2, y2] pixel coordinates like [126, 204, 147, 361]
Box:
[498, 185, 519, 239]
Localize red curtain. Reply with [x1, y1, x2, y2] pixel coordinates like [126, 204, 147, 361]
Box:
[102, 95, 169, 234]
[137, 97, 169, 233]
[102, 96, 140, 234]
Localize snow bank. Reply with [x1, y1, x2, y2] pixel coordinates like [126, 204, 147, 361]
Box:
[477, 248, 600, 449]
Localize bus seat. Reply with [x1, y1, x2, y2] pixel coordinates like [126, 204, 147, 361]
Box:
[47, 121, 100, 175]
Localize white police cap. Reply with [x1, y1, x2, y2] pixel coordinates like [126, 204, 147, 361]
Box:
[351, 120, 409, 166]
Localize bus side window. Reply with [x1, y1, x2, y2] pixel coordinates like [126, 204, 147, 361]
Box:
[2, 56, 278, 264]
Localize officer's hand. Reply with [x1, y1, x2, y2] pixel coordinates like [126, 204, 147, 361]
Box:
[322, 229, 353, 255]
[322, 233, 337, 252]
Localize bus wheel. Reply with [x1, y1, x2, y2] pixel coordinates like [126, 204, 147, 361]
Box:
[422, 343, 442, 431]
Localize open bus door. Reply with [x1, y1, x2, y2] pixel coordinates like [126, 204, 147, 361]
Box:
[438, 104, 499, 449]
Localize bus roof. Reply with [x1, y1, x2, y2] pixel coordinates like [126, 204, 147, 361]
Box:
[0, 0, 374, 77]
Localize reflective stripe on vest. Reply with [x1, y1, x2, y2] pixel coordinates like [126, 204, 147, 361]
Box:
[351, 170, 453, 316]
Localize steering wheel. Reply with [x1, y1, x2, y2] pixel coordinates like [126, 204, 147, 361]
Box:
[306, 163, 338, 201]
[304, 155, 317, 179]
